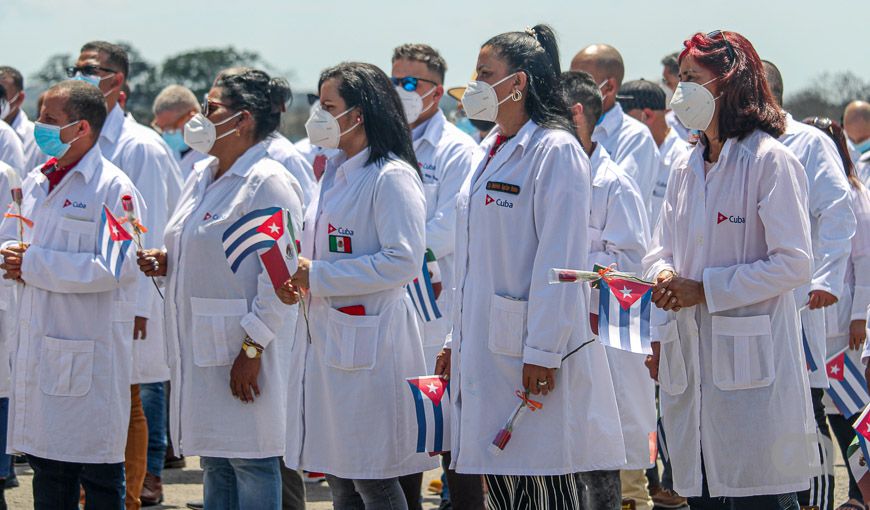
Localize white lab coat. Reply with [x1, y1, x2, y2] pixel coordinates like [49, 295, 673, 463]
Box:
[163, 143, 302, 458]
[177, 148, 210, 183]
[0, 121, 25, 178]
[449, 120, 626, 475]
[779, 114, 856, 388]
[100, 104, 184, 385]
[593, 103, 661, 210]
[0, 161, 16, 399]
[10, 110, 47, 173]
[649, 129, 692, 227]
[412, 110, 478, 371]
[823, 184, 870, 414]
[265, 133, 316, 209]
[643, 130, 815, 497]
[284, 148, 436, 479]
[589, 145, 656, 469]
[857, 151, 870, 189]
[293, 137, 318, 165]
[665, 110, 691, 142]
[0, 144, 142, 463]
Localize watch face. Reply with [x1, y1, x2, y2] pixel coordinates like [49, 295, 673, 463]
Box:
[246, 345, 258, 358]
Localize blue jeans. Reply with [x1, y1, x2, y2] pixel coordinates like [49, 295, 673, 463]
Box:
[28, 455, 125, 510]
[326, 474, 408, 510]
[139, 382, 167, 476]
[201, 456, 281, 510]
[0, 399, 10, 479]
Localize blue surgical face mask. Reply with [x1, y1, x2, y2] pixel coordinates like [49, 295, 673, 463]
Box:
[856, 138, 870, 155]
[73, 72, 114, 97]
[454, 116, 478, 137]
[162, 130, 188, 154]
[34, 120, 82, 158]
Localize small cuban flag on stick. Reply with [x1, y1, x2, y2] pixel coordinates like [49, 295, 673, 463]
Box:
[407, 249, 442, 323]
[222, 207, 298, 290]
[826, 348, 870, 418]
[407, 375, 450, 455]
[97, 204, 133, 280]
[849, 405, 870, 501]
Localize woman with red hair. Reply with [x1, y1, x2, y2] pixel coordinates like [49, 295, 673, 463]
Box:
[643, 31, 814, 509]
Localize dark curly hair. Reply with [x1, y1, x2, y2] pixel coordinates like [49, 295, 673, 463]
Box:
[214, 67, 291, 143]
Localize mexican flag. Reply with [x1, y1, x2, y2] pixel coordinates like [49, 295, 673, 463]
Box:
[329, 234, 352, 254]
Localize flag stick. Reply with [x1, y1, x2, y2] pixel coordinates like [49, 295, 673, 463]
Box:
[121, 196, 164, 300]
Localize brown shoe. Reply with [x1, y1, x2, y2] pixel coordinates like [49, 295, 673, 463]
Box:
[140, 473, 163, 507]
[164, 454, 186, 470]
[622, 498, 637, 510]
[649, 486, 687, 508]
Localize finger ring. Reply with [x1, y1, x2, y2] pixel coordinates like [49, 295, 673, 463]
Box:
[666, 290, 673, 297]
[670, 296, 677, 303]
[536, 379, 549, 387]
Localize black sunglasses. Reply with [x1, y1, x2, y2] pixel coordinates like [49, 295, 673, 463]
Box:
[707, 30, 736, 68]
[390, 76, 438, 92]
[65, 65, 117, 78]
[201, 94, 233, 117]
[306, 93, 319, 106]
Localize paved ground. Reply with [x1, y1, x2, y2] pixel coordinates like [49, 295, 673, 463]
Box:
[2, 455, 854, 509]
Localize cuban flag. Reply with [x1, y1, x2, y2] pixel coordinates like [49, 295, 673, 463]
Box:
[802, 327, 819, 371]
[826, 348, 870, 418]
[407, 249, 442, 323]
[407, 375, 450, 454]
[97, 204, 133, 280]
[222, 207, 298, 290]
[850, 405, 870, 500]
[597, 276, 653, 354]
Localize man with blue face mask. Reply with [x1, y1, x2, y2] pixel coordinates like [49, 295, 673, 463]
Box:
[151, 84, 207, 183]
[845, 101, 870, 185]
[72, 40, 183, 510]
[0, 79, 145, 510]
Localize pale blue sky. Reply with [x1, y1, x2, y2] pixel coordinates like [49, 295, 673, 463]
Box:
[2, 0, 868, 96]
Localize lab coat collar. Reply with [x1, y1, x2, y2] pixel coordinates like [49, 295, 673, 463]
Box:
[589, 143, 613, 187]
[472, 119, 538, 193]
[32, 143, 102, 188]
[595, 103, 625, 138]
[100, 104, 126, 145]
[783, 112, 800, 135]
[10, 109, 27, 131]
[334, 147, 372, 187]
[227, 142, 268, 179]
[414, 110, 447, 150]
[691, 135, 736, 180]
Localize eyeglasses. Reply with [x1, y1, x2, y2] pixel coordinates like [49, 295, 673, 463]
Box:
[65, 65, 117, 78]
[306, 94, 319, 106]
[201, 94, 233, 117]
[390, 76, 438, 92]
[707, 30, 736, 67]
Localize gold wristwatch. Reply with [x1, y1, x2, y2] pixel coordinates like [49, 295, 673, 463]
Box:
[242, 335, 264, 359]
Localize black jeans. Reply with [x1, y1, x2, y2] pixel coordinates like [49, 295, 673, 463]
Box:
[28, 455, 125, 510]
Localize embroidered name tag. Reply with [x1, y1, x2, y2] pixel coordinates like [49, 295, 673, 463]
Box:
[486, 181, 520, 195]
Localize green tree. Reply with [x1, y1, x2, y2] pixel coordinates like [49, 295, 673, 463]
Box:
[157, 47, 271, 104]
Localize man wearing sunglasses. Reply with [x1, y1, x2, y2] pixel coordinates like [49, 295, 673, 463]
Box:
[570, 44, 661, 217]
[72, 40, 183, 510]
[390, 43, 482, 510]
[0, 66, 46, 172]
[762, 60, 856, 510]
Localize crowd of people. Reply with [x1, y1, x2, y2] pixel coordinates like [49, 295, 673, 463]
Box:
[0, 25, 868, 510]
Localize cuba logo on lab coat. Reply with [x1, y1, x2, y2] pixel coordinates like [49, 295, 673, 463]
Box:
[62, 199, 87, 209]
[716, 212, 745, 225]
[328, 223, 354, 253]
[485, 194, 514, 209]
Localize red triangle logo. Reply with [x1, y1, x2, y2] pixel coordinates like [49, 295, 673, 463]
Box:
[63, 199, 72, 208]
[327, 224, 336, 233]
[717, 212, 728, 224]
[826, 352, 846, 382]
[485, 195, 494, 205]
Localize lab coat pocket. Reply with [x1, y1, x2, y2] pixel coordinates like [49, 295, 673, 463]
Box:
[487, 294, 527, 357]
[39, 336, 95, 397]
[325, 307, 380, 371]
[712, 315, 774, 391]
[59, 216, 96, 253]
[190, 297, 248, 367]
[658, 321, 688, 396]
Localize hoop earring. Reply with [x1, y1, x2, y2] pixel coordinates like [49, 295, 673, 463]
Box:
[512, 89, 522, 102]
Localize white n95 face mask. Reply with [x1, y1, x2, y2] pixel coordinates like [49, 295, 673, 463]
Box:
[461, 73, 517, 123]
[668, 78, 719, 131]
[304, 106, 359, 149]
[183, 112, 241, 154]
[396, 86, 436, 125]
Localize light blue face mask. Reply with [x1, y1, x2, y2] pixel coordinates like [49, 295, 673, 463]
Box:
[34, 120, 81, 158]
[161, 130, 188, 154]
[454, 116, 478, 137]
[856, 138, 870, 155]
[72, 72, 113, 96]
